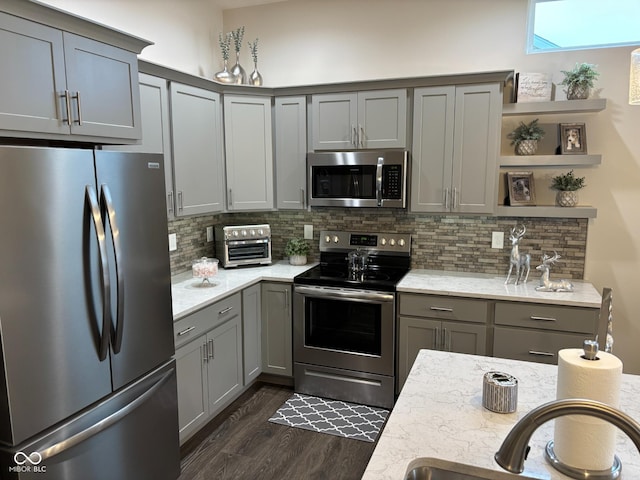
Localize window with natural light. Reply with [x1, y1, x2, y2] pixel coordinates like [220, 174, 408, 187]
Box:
[528, 0, 640, 53]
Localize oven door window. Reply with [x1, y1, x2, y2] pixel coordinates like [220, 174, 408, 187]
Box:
[312, 165, 376, 199]
[227, 242, 269, 261]
[305, 296, 381, 356]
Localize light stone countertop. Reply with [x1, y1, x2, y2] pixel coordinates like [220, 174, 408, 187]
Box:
[362, 350, 640, 480]
[398, 270, 603, 308]
[171, 260, 317, 320]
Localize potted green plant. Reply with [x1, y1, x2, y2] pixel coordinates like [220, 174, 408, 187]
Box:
[550, 170, 586, 207]
[560, 63, 599, 100]
[507, 119, 545, 155]
[284, 237, 310, 265]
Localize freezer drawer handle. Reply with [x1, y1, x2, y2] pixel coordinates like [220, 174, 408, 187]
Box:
[35, 367, 175, 462]
[85, 185, 111, 362]
[101, 185, 125, 354]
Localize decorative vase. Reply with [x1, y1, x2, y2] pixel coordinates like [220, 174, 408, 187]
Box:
[566, 85, 590, 100]
[556, 190, 578, 207]
[515, 139, 539, 156]
[289, 255, 307, 266]
[249, 61, 263, 87]
[214, 59, 237, 84]
[231, 52, 246, 84]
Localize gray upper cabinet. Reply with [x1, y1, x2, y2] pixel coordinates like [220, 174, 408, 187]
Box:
[275, 96, 307, 209]
[0, 11, 143, 143]
[170, 82, 225, 216]
[311, 89, 407, 150]
[411, 83, 501, 214]
[107, 74, 174, 219]
[224, 95, 274, 211]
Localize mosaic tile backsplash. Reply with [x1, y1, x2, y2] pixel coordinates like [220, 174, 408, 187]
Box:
[168, 209, 588, 279]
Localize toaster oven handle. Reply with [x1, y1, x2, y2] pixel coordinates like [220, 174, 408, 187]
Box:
[376, 156, 384, 207]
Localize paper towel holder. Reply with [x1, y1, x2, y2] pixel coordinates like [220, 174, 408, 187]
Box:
[582, 339, 600, 361]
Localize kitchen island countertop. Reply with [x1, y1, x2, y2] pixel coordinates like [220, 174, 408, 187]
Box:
[398, 269, 603, 308]
[171, 260, 316, 320]
[362, 350, 640, 480]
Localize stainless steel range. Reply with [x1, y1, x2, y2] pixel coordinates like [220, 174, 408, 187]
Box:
[293, 230, 411, 409]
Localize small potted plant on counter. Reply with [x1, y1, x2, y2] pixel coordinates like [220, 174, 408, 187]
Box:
[551, 170, 586, 207]
[285, 237, 310, 265]
[560, 62, 599, 100]
[507, 118, 545, 156]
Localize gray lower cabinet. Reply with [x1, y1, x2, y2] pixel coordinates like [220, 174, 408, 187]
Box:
[0, 10, 143, 143]
[492, 301, 599, 365]
[261, 282, 293, 376]
[397, 293, 489, 392]
[242, 284, 262, 384]
[411, 83, 501, 213]
[173, 293, 242, 444]
[275, 96, 307, 209]
[170, 82, 225, 216]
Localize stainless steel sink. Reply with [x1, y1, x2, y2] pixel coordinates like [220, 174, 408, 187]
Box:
[404, 458, 538, 480]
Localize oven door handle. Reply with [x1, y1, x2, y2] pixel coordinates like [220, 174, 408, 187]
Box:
[295, 285, 394, 303]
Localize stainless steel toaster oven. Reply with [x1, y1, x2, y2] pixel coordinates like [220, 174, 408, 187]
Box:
[214, 224, 272, 268]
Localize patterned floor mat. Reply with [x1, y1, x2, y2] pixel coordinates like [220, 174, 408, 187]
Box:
[268, 393, 389, 442]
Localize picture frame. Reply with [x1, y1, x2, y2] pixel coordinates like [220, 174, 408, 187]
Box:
[515, 72, 553, 103]
[506, 171, 536, 206]
[559, 123, 587, 154]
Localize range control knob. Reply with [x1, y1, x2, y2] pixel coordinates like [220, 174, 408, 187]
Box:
[258, 229, 264, 236]
[241, 230, 248, 237]
[398, 238, 406, 247]
[250, 229, 256, 236]
[232, 230, 239, 237]
[325, 235, 331, 244]
[333, 235, 339, 244]
[390, 239, 396, 246]
[380, 238, 387, 246]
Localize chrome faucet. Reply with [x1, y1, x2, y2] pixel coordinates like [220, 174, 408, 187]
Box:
[495, 398, 640, 475]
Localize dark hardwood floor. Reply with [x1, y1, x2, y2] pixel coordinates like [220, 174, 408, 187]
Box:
[178, 384, 378, 480]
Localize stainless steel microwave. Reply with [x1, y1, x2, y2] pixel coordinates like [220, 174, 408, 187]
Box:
[307, 150, 408, 208]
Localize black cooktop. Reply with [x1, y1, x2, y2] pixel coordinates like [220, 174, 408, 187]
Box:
[294, 254, 410, 292]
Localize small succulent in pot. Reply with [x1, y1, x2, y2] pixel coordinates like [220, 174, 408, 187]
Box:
[285, 238, 311, 265]
[507, 119, 545, 155]
[560, 63, 599, 100]
[550, 170, 586, 207]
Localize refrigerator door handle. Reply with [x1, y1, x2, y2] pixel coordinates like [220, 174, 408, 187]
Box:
[34, 367, 175, 462]
[100, 184, 125, 354]
[85, 185, 111, 361]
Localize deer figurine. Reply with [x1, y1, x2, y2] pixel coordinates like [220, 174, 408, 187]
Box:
[535, 251, 574, 292]
[504, 225, 531, 285]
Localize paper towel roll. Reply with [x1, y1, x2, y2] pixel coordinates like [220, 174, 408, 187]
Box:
[553, 347, 623, 471]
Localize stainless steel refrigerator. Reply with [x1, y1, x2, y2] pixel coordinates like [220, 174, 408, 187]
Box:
[0, 146, 180, 479]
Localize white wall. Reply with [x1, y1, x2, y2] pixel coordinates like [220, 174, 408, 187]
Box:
[39, 0, 640, 374]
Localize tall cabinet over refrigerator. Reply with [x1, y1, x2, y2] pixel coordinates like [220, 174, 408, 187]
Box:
[0, 146, 180, 479]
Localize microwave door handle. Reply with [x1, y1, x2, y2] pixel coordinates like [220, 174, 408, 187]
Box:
[376, 157, 383, 206]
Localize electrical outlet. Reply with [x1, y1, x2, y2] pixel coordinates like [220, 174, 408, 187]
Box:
[206, 226, 213, 242]
[304, 224, 314, 240]
[491, 231, 504, 249]
[168, 233, 177, 252]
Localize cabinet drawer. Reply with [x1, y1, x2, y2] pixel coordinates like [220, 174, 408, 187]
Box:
[399, 294, 489, 323]
[174, 293, 241, 348]
[493, 326, 586, 365]
[494, 302, 598, 334]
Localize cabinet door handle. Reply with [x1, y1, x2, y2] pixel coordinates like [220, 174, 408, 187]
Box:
[430, 306, 453, 312]
[528, 350, 555, 357]
[359, 124, 364, 148]
[168, 191, 174, 214]
[177, 191, 183, 211]
[530, 316, 557, 322]
[444, 188, 450, 209]
[434, 328, 440, 350]
[228, 188, 233, 208]
[61, 90, 72, 126]
[284, 288, 289, 309]
[202, 344, 208, 363]
[208, 339, 214, 359]
[177, 325, 195, 336]
[72, 91, 82, 125]
[300, 188, 305, 208]
[453, 187, 458, 209]
[219, 306, 234, 316]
